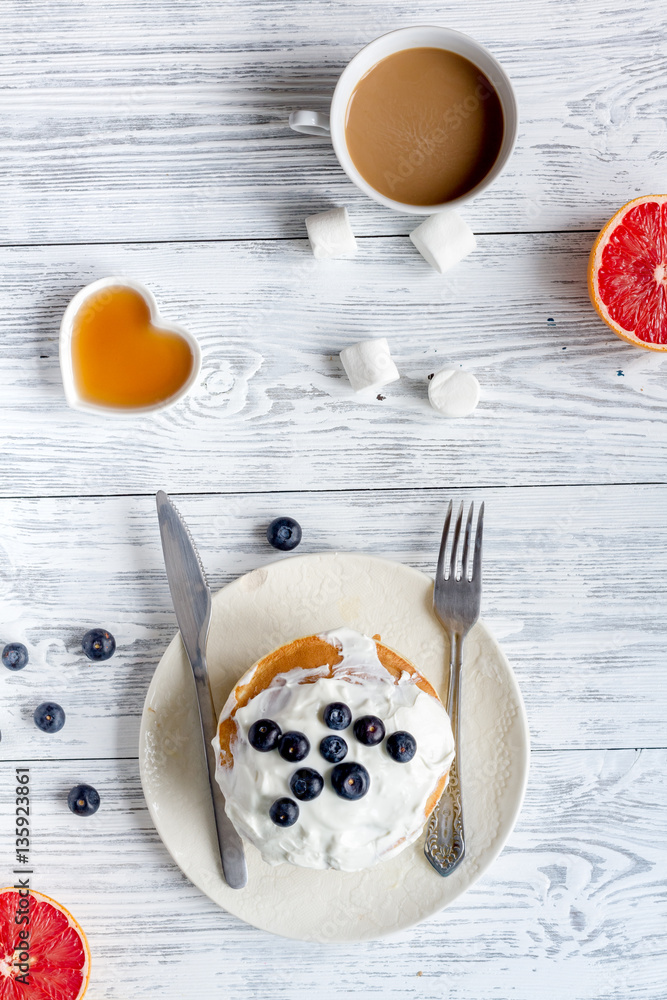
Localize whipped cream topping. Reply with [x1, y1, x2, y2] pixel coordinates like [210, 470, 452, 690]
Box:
[213, 628, 455, 872]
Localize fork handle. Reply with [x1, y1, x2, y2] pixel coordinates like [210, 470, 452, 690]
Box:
[424, 631, 465, 876]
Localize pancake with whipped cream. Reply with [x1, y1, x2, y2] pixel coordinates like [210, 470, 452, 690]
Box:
[213, 627, 454, 872]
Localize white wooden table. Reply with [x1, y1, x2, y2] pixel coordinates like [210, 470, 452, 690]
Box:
[1, 1, 666, 996]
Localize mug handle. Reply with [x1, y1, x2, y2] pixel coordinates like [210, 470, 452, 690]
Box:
[289, 110, 331, 136]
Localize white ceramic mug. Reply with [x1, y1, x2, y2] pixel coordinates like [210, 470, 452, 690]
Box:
[289, 25, 518, 215]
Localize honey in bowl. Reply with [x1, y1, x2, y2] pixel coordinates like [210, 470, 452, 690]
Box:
[70, 285, 196, 410]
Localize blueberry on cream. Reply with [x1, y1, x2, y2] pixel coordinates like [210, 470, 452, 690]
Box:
[278, 731, 310, 762]
[386, 731, 417, 763]
[320, 734, 348, 763]
[331, 761, 370, 800]
[248, 718, 282, 752]
[323, 702, 352, 730]
[269, 797, 299, 827]
[353, 715, 385, 746]
[289, 767, 324, 801]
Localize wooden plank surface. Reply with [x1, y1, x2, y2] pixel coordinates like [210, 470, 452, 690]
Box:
[2, 234, 667, 498]
[1, 485, 665, 761]
[1, 0, 667, 243]
[2, 0, 666, 990]
[0, 750, 664, 999]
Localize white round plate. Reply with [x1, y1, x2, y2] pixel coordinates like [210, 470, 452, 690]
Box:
[139, 552, 529, 942]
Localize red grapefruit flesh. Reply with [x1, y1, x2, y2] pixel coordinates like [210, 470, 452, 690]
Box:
[589, 195, 667, 349]
[0, 889, 90, 1000]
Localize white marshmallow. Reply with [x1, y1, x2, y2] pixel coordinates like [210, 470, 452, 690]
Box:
[340, 338, 400, 392]
[428, 367, 480, 417]
[409, 210, 476, 273]
[305, 207, 357, 259]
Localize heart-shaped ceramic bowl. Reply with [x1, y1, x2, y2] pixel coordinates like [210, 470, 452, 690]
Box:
[59, 276, 202, 416]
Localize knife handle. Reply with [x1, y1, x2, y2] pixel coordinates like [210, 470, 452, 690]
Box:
[192, 660, 248, 890]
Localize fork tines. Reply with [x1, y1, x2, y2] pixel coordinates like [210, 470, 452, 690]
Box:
[436, 500, 484, 584]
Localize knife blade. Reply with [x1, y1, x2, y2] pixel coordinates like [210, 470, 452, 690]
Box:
[156, 490, 247, 890]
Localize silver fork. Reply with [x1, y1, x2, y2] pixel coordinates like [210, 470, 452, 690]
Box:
[424, 500, 484, 877]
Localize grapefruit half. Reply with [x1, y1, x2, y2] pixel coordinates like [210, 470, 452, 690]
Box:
[0, 889, 90, 1000]
[589, 195, 667, 349]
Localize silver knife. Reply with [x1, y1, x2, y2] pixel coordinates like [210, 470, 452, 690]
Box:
[156, 490, 248, 889]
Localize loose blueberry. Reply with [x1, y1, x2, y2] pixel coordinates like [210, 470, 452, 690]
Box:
[320, 734, 348, 763]
[266, 516, 302, 551]
[2, 643, 28, 671]
[289, 767, 324, 801]
[278, 731, 310, 762]
[386, 731, 417, 763]
[269, 797, 299, 827]
[248, 718, 282, 752]
[353, 715, 385, 746]
[33, 702, 66, 734]
[67, 784, 100, 816]
[81, 628, 116, 662]
[331, 761, 370, 800]
[323, 702, 352, 731]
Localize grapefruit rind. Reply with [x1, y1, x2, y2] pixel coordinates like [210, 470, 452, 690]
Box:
[588, 194, 667, 351]
[0, 888, 90, 1000]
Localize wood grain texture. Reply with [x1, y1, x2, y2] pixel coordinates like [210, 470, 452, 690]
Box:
[1, 0, 667, 243]
[1, 0, 666, 990]
[1, 485, 665, 760]
[2, 234, 667, 497]
[0, 750, 665, 998]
